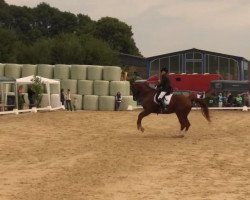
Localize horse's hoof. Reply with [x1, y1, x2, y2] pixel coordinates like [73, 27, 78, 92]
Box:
[141, 127, 145, 133]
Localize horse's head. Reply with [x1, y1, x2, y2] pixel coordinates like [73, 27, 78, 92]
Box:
[131, 81, 155, 103]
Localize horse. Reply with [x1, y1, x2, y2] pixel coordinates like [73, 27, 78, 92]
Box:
[131, 81, 210, 134]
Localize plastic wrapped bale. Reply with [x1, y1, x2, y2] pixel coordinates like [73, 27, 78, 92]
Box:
[120, 96, 137, 111]
[78, 80, 93, 95]
[71, 94, 82, 110]
[103, 66, 122, 81]
[37, 64, 54, 79]
[50, 80, 60, 94]
[40, 94, 49, 108]
[87, 65, 103, 80]
[94, 80, 109, 96]
[51, 94, 61, 108]
[83, 95, 98, 111]
[21, 64, 37, 77]
[125, 81, 131, 95]
[109, 81, 130, 96]
[61, 79, 77, 94]
[4, 64, 22, 78]
[43, 79, 60, 94]
[54, 64, 70, 79]
[0, 63, 5, 76]
[71, 65, 87, 80]
[99, 96, 115, 111]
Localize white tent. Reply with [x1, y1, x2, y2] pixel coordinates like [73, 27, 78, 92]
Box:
[16, 75, 60, 107]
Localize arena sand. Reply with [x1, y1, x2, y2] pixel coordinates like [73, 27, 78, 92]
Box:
[0, 110, 249, 200]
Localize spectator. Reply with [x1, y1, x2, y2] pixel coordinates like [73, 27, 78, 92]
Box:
[226, 91, 234, 107]
[235, 93, 243, 107]
[115, 92, 122, 111]
[65, 89, 72, 111]
[60, 89, 65, 106]
[218, 92, 223, 107]
[18, 85, 25, 109]
[27, 84, 35, 109]
[243, 91, 250, 107]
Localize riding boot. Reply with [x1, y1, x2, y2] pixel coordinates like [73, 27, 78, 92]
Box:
[159, 98, 167, 113]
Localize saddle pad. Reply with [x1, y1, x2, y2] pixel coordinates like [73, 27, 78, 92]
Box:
[164, 94, 173, 105]
[154, 93, 173, 105]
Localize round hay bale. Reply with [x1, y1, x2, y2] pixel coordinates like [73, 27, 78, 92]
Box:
[103, 66, 122, 81]
[71, 65, 87, 80]
[37, 64, 54, 79]
[78, 80, 93, 95]
[87, 65, 103, 80]
[54, 64, 70, 79]
[43, 79, 60, 94]
[94, 80, 109, 96]
[60, 79, 77, 94]
[71, 94, 83, 110]
[51, 94, 61, 108]
[83, 95, 98, 111]
[99, 96, 115, 111]
[109, 81, 130, 96]
[0, 63, 5, 76]
[40, 94, 49, 108]
[120, 96, 137, 111]
[4, 64, 22, 78]
[21, 64, 37, 77]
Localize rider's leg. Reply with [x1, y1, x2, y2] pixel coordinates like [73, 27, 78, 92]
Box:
[158, 91, 167, 111]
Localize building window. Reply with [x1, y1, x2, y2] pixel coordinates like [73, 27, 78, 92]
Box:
[243, 61, 248, 80]
[149, 59, 160, 76]
[170, 55, 181, 73]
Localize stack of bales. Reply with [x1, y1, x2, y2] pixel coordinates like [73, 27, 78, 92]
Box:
[3, 64, 22, 93]
[1, 63, 136, 111]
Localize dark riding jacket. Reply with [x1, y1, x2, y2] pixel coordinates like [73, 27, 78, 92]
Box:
[157, 74, 172, 94]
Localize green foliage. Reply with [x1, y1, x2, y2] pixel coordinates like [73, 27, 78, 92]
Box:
[31, 76, 43, 108]
[94, 17, 141, 56]
[0, 1, 141, 64]
[0, 28, 18, 62]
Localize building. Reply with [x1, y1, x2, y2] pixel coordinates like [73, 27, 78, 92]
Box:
[146, 48, 249, 81]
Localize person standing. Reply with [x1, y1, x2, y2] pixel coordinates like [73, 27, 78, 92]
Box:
[27, 84, 35, 109]
[65, 89, 72, 111]
[156, 67, 173, 112]
[115, 92, 122, 111]
[218, 92, 223, 107]
[60, 88, 65, 106]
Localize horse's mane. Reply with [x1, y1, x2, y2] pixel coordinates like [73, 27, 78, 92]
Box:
[135, 81, 156, 92]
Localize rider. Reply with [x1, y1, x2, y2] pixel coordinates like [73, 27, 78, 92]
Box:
[157, 67, 172, 112]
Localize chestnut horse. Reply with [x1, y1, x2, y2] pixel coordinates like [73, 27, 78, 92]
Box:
[131, 82, 210, 133]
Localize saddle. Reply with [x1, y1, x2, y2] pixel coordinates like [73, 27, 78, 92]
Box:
[154, 92, 173, 107]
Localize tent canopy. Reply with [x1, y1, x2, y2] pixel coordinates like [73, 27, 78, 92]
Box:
[16, 75, 60, 108]
[16, 75, 59, 84]
[0, 76, 16, 83]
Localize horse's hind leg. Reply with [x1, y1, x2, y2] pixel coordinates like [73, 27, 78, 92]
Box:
[176, 112, 189, 132]
[137, 110, 150, 133]
[185, 118, 191, 131]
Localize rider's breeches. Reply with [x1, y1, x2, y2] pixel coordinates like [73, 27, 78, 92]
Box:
[158, 91, 167, 100]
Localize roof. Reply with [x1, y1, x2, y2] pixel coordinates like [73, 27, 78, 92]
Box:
[16, 76, 60, 84]
[146, 48, 248, 61]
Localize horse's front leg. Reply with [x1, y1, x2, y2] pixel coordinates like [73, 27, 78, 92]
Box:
[137, 110, 150, 133]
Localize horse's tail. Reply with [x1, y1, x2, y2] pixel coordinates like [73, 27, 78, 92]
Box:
[189, 94, 211, 122]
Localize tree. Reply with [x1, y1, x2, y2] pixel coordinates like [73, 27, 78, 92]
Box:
[0, 28, 18, 62]
[95, 17, 141, 56]
[31, 76, 43, 108]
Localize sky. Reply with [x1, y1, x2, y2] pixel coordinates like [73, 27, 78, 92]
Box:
[5, 0, 250, 59]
